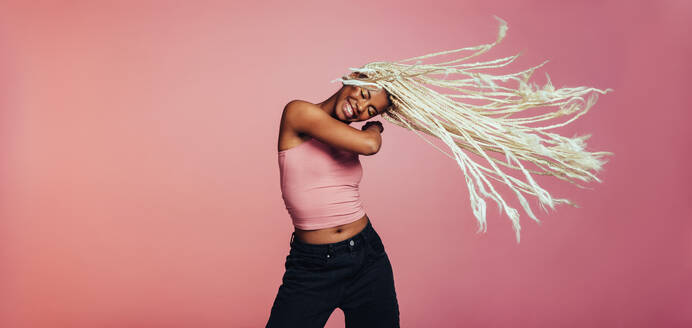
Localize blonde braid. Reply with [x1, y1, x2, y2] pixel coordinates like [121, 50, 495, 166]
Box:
[332, 16, 613, 243]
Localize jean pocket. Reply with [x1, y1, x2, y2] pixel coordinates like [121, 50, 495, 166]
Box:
[287, 248, 327, 271]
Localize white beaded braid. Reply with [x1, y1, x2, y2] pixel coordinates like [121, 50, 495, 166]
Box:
[333, 16, 613, 243]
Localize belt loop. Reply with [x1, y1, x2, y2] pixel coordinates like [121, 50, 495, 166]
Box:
[290, 232, 295, 245]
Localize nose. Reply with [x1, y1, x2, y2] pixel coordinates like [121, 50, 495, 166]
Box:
[356, 100, 365, 115]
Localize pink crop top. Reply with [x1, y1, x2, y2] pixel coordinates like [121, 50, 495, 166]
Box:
[278, 137, 366, 230]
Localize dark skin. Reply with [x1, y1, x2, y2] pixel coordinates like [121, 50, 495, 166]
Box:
[277, 75, 392, 244]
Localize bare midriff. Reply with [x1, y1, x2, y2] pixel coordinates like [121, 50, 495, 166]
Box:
[293, 214, 369, 245]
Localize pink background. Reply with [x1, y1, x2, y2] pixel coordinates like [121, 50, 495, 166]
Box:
[2, 0, 690, 327]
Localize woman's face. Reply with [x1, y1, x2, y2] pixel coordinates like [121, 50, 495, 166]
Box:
[335, 83, 391, 123]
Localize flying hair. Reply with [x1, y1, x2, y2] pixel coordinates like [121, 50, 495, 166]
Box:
[332, 16, 614, 243]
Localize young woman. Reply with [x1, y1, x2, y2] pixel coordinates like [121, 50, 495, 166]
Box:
[266, 16, 611, 327]
[266, 73, 400, 327]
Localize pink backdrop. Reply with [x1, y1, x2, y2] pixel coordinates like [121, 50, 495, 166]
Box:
[2, 0, 691, 327]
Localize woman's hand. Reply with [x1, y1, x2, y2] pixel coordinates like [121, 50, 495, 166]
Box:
[362, 121, 384, 133]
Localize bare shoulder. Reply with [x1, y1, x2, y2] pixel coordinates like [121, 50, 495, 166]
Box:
[278, 100, 311, 149]
[278, 100, 323, 150]
[283, 99, 323, 123]
[281, 99, 331, 134]
[284, 99, 314, 109]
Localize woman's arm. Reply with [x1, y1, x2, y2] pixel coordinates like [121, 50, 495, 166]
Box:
[284, 100, 381, 155]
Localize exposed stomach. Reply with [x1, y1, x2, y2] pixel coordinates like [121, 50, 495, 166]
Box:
[293, 214, 369, 245]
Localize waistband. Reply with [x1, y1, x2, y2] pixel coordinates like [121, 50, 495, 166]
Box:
[289, 220, 376, 257]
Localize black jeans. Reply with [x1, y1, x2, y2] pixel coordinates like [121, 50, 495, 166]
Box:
[266, 219, 400, 327]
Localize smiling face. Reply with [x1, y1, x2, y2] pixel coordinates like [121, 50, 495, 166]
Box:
[335, 83, 392, 123]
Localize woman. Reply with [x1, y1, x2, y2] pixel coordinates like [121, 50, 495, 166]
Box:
[267, 15, 611, 327]
[266, 73, 399, 328]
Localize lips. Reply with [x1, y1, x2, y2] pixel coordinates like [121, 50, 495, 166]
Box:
[344, 100, 356, 119]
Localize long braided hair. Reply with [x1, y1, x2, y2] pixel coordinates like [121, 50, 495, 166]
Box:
[333, 16, 613, 243]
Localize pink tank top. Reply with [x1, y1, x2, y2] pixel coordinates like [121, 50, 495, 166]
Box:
[278, 137, 366, 230]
